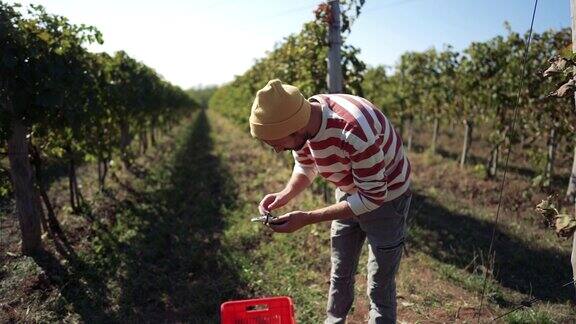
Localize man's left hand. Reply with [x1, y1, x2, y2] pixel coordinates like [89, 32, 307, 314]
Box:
[268, 211, 311, 233]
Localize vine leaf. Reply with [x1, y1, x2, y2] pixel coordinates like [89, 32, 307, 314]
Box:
[535, 196, 576, 238]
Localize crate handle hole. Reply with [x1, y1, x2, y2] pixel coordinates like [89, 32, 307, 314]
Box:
[246, 304, 269, 311]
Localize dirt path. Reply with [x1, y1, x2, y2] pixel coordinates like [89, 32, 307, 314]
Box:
[2, 111, 249, 322]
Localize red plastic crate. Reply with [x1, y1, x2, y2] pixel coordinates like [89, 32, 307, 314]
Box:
[220, 296, 296, 324]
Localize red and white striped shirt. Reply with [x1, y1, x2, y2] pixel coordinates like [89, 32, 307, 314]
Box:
[293, 94, 411, 216]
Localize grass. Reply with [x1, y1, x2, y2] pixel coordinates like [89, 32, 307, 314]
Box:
[1, 109, 575, 323]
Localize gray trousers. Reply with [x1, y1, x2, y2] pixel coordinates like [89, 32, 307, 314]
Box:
[325, 188, 411, 324]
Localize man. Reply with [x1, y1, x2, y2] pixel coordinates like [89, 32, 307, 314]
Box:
[250, 79, 411, 324]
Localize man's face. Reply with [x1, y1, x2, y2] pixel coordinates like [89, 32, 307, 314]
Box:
[263, 132, 308, 153]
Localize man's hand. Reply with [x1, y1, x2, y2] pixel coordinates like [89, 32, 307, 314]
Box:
[258, 191, 291, 214]
[268, 211, 311, 233]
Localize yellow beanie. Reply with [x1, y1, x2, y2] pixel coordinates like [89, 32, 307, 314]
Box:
[249, 79, 311, 141]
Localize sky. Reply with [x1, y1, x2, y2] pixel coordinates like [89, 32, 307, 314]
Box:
[9, 0, 572, 90]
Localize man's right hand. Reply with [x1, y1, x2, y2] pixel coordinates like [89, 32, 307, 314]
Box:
[258, 191, 291, 214]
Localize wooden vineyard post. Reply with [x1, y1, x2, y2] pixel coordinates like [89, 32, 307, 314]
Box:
[569, 0, 576, 298]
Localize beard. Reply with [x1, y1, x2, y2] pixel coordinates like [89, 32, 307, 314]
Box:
[289, 132, 312, 151]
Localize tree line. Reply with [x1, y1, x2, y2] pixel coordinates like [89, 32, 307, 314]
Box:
[362, 25, 575, 198]
[1, 3, 197, 255]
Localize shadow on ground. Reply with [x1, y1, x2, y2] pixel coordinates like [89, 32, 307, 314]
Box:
[34, 111, 248, 323]
[407, 191, 573, 304]
[436, 146, 569, 188]
[409, 142, 570, 190]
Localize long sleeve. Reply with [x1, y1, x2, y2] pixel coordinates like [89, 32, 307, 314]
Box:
[292, 144, 318, 182]
[346, 135, 388, 215]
